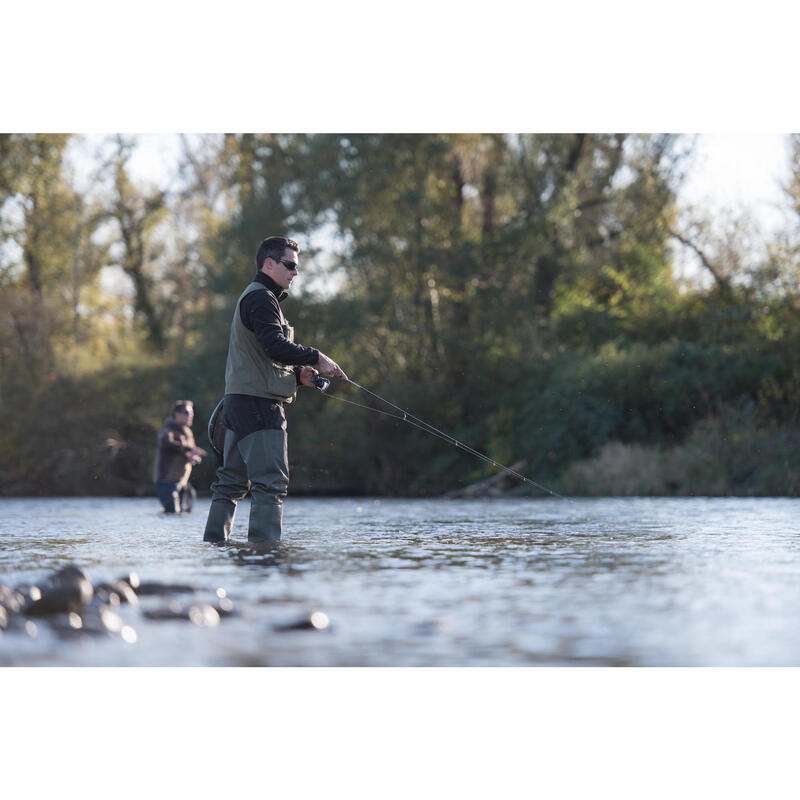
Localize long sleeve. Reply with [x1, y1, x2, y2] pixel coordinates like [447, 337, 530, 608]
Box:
[240, 289, 320, 366]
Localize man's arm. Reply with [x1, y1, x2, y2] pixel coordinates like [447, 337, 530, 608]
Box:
[160, 431, 194, 458]
[242, 289, 348, 380]
[241, 290, 320, 365]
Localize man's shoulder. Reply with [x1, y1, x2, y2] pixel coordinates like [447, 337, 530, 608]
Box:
[242, 282, 278, 302]
[241, 283, 281, 319]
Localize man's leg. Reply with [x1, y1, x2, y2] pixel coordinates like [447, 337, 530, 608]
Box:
[236, 428, 289, 542]
[203, 429, 250, 542]
[180, 484, 197, 512]
[156, 481, 180, 513]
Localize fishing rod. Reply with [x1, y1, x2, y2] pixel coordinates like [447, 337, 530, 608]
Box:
[311, 374, 566, 500]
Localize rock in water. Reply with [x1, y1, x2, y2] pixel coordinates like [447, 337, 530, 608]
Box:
[141, 599, 187, 620]
[50, 565, 94, 605]
[133, 581, 200, 596]
[188, 605, 220, 627]
[214, 596, 236, 617]
[116, 572, 141, 590]
[24, 586, 90, 616]
[143, 601, 220, 626]
[95, 580, 139, 606]
[23, 565, 94, 616]
[0, 585, 25, 615]
[273, 611, 330, 632]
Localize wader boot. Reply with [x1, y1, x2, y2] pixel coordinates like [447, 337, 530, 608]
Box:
[246, 501, 283, 543]
[203, 499, 236, 542]
[203, 428, 249, 542]
[236, 428, 289, 542]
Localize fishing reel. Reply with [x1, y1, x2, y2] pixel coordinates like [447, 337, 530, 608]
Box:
[311, 374, 331, 393]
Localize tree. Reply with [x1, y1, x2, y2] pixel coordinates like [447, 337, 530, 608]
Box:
[0, 134, 108, 378]
[101, 136, 170, 349]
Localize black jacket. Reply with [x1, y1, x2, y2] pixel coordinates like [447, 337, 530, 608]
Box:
[225, 272, 320, 437]
[239, 272, 319, 367]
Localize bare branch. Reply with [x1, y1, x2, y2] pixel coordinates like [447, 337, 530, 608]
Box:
[668, 226, 731, 290]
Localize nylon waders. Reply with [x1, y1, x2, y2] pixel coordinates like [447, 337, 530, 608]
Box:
[203, 426, 288, 542]
[203, 499, 236, 542]
[236, 428, 288, 542]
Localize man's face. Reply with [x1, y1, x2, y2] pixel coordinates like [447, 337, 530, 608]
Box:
[262, 247, 299, 291]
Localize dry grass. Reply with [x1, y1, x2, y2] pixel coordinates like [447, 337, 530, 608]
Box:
[557, 415, 800, 496]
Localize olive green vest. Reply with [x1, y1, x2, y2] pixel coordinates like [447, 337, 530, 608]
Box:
[224, 281, 297, 402]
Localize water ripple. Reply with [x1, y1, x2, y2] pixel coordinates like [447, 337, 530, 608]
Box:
[1, 496, 800, 665]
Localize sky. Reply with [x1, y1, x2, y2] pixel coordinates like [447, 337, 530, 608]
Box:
[673, 133, 792, 279]
[681, 134, 790, 227]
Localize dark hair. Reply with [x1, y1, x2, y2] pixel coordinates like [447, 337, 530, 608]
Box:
[255, 236, 300, 269]
[171, 400, 193, 416]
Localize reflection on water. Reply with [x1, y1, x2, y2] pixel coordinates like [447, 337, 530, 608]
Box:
[1, 496, 799, 666]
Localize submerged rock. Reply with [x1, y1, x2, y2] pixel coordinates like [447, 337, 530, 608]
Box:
[188, 605, 221, 627]
[48, 610, 92, 639]
[23, 566, 94, 617]
[214, 596, 236, 618]
[25, 587, 86, 617]
[51, 565, 94, 602]
[0, 585, 25, 615]
[95, 580, 139, 606]
[1, 565, 228, 645]
[23, 564, 94, 617]
[15, 584, 43, 605]
[116, 572, 141, 590]
[142, 599, 188, 620]
[142, 600, 220, 627]
[273, 611, 331, 632]
[133, 581, 201, 597]
[48, 604, 138, 643]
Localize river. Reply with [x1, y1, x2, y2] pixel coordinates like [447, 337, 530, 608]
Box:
[1, 496, 799, 666]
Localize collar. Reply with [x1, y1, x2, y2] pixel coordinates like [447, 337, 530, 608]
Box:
[254, 271, 287, 302]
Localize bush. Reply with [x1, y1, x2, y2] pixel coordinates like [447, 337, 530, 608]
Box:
[514, 341, 783, 480]
[557, 406, 800, 496]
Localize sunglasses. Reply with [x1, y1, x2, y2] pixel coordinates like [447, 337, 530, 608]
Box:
[276, 258, 299, 272]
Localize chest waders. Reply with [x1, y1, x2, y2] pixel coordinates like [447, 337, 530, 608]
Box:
[204, 283, 297, 543]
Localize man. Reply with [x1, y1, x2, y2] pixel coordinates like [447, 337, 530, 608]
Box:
[154, 400, 207, 513]
[203, 235, 346, 543]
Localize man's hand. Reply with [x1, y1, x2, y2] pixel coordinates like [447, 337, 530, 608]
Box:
[191, 446, 208, 456]
[299, 366, 320, 387]
[316, 352, 348, 380]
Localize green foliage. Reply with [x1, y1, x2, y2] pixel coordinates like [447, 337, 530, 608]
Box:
[514, 339, 785, 481]
[2, 133, 799, 497]
[0, 359, 174, 496]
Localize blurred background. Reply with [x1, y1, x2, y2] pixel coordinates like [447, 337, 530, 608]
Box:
[2, 132, 799, 497]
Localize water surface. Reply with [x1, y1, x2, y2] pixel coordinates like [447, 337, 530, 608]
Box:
[1, 496, 799, 666]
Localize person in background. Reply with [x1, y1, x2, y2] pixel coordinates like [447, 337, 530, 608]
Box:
[153, 400, 207, 513]
[203, 235, 346, 543]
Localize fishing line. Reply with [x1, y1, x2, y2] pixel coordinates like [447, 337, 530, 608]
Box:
[319, 377, 566, 500]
